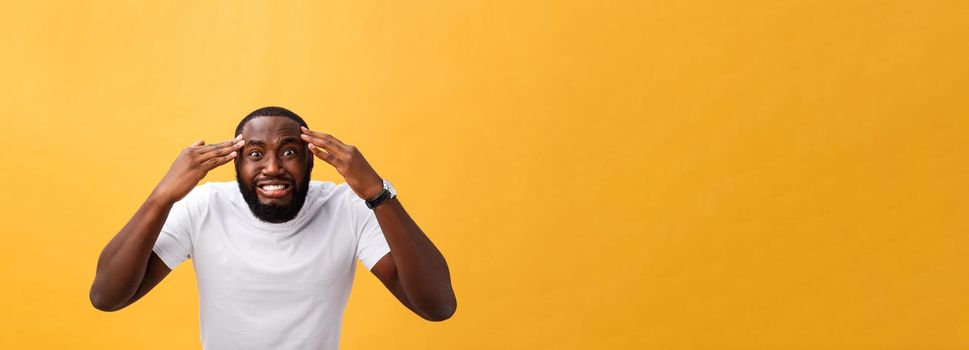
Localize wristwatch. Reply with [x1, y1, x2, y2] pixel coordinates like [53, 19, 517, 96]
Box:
[365, 179, 397, 209]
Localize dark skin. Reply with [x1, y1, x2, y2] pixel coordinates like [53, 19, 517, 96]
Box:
[90, 116, 456, 322]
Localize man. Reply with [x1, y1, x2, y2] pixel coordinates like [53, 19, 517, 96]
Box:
[89, 107, 456, 349]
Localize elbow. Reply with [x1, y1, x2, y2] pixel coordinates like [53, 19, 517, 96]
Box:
[89, 289, 125, 312]
[421, 300, 457, 322]
[90, 297, 122, 312]
[91, 299, 122, 312]
[92, 304, 123, 312]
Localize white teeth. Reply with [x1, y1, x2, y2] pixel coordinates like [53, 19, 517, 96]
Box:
[262, 184, 286, 190]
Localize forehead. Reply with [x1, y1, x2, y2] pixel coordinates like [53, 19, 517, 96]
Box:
[242, 116, 301, 141]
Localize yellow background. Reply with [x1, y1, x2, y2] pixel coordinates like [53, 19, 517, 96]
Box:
[2, 1, 967, 349]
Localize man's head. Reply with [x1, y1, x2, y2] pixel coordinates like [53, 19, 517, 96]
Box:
[234, 106, 313, 223]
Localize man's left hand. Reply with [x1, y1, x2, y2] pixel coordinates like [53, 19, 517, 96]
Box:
[300, 126, 384, 200]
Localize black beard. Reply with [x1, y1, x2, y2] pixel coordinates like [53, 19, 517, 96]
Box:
[235, 161, 313, 223]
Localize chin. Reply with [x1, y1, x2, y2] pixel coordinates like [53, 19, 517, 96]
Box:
[234, 160, 313, 223]
[236, 180, 311, 224]
[259, 198, 292, 206]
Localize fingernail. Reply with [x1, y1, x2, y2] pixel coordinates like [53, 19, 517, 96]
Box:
[235, 134, 242, 140]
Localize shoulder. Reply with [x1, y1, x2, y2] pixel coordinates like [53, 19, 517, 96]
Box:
[167, 182, 219, 214]
[178, 181, 241, 209]
[317, 181, 354, 197]
[190, 181, 232, 200]
[199, 181, 237, 194]
[290, 181, 366, 219]
[305, 180, 356, 206]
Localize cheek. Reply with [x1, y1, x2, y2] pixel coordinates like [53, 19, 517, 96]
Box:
[286, 164, 305, 179]
[286, 160, 308, 181]
[237, 163, 259, 181]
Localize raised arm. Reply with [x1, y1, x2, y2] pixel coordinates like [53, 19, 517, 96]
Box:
[89, 136, 244, 311]
[301, 127, 457, 321]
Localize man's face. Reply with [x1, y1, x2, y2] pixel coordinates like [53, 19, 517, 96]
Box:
[235, 116, 313, 223]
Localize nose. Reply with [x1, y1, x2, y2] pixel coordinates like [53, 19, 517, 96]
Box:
[260, 155, 284, 176]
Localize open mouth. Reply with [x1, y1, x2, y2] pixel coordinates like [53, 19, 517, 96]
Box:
[255, 181, 293, 199]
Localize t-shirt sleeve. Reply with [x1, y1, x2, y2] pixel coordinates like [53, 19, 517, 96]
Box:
[152, 187, 203, 270]
[349, 189, 391, 271]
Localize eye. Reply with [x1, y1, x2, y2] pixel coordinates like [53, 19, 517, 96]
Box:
[248, 150, 263, 158]
[282, 148, 296, 156]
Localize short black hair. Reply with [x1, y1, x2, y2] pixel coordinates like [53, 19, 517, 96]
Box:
[234, 106, 308, 136]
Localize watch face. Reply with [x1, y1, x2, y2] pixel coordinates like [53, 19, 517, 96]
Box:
[384, 180, 397, 197]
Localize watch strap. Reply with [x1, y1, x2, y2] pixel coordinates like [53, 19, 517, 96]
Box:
[365, 188, 392, 209]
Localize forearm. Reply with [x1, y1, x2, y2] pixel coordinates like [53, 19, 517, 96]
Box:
[90, 190, 174, 310]
[373, 198, 456, 318]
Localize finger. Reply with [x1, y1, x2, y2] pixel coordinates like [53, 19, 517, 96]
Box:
[190, 139, 205, 147]
[203, 151, 238, 170]
[201, 139, 245, 160]
[197, 134, 243, 152]
[198, 139, 234, 153]
[196, 140, 235, 160]
[301, 126, 348, 145]
[300, 132, 345, 156]
[199, 138, 245, 161]
[307, 143, 336, 165]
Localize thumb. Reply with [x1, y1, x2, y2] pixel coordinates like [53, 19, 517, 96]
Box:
[190, 139, 205, 147]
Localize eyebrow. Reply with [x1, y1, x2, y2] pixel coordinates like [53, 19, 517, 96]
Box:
[245, 136, 301, 148]
[279, 136, 301, 146]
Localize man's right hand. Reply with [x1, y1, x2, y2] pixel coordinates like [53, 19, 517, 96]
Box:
[152, 135, 245, 203]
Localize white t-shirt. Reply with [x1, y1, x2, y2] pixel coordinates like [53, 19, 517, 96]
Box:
[152, 181, 391, 350]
